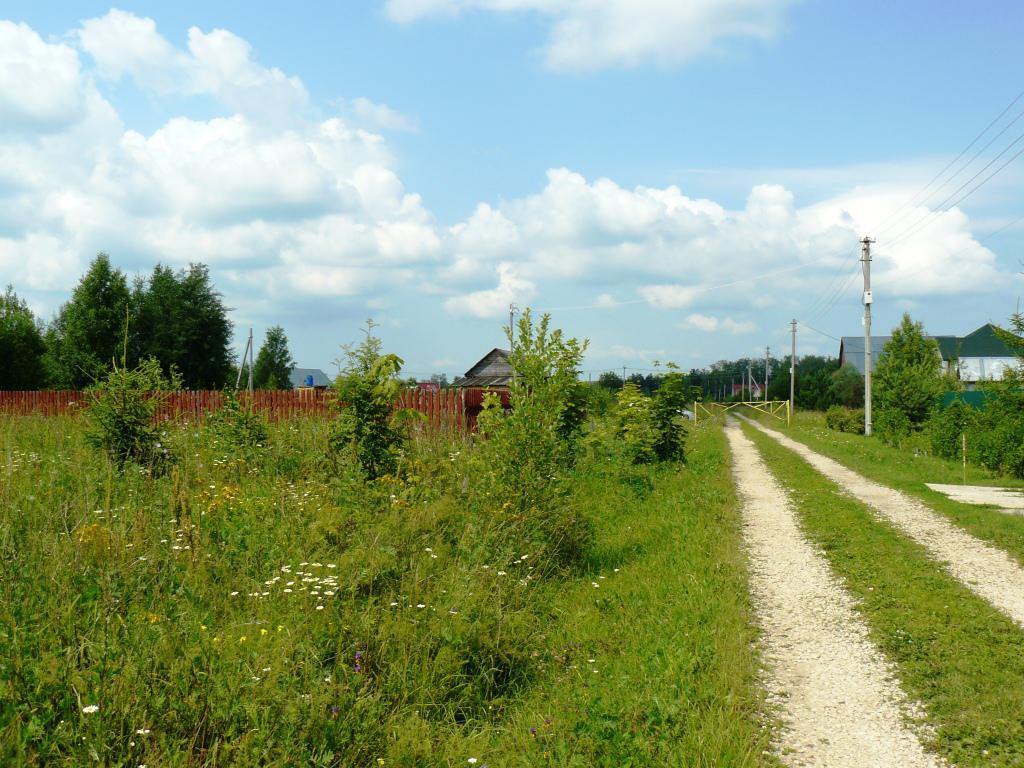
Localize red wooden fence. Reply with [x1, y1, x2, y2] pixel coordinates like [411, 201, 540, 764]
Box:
[0, 388, 496, 432]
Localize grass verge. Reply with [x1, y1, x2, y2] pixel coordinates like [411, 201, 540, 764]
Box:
[752, 410, 1024, 567]
[743, 420, 1024, 766]
[479, 420, 778, 767]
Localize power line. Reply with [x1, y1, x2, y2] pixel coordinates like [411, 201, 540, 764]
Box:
[799, 322, 841, 342]
[886, 126, 1024, 247]
[871, 88, 1024, 237]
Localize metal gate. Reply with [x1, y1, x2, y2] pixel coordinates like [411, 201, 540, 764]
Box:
[693, 400, 791, 425]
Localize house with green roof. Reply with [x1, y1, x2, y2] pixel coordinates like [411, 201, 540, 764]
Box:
[839, 323, 1019, 389]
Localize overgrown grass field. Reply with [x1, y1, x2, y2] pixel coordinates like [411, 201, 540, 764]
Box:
[0, 411, 775, 766]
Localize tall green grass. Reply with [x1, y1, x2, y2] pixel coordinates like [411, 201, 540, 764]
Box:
[0, 414, 773, 766]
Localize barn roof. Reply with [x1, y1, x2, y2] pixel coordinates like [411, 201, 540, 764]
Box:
[453, 348, 512, 388]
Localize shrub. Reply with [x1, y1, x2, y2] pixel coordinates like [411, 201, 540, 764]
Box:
[206, 389, 269, 450]
[651, 367, 689, 462]
[970, 384, 1024, 478]
[616, 382, 659, 464]
[472, 310, 593, 569]
[86, 355, 179, 472]
[329, 323, 408, 480]
[874, 408, 912, 447]
[825, 405, 865, 434]
[928, 398, 976, 460]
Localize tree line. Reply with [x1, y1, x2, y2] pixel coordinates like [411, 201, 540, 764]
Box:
[1, 254, 296, 391]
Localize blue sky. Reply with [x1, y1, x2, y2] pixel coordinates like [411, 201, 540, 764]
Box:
[2, 1, 1023, 379]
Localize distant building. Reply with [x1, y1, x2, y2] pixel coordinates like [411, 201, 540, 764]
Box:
[289, 367, 332, 390]
[453, 348, 513, 389]
[838, 323, 1017, 389]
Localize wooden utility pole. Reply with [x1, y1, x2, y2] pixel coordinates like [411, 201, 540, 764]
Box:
[508, 302, 518, 347]
[790, 319, 797, 415]
[235, 329, 252, 390]
[247, 327, 254, 392]
[861, 236, 875, 436]
[764, 346, 770, 403]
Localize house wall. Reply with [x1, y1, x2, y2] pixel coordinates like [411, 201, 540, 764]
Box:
[959, 357, 1017, 383]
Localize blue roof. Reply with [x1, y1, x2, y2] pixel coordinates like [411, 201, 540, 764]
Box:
[289, 367, 332, 388]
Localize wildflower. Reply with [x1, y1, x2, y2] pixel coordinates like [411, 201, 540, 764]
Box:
[277, 625, 285, 632]
[497, 571, 507, 577]
[468, 759, 478, 764]
[416, 603, 426, 609]
[82, 704, 99, 714]
[260, 628, 268, 636]
[591, 582, 599, 588]
[316, 605, 324, 611]
[136, 728, 151, 736]
[239, 636, 247, 643]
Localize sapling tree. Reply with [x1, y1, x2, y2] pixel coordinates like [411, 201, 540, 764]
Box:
[330, 322, 408, 480]
[86, 334, 181, 472]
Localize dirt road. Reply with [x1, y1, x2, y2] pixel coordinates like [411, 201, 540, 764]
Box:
[726, 418, 940, 767]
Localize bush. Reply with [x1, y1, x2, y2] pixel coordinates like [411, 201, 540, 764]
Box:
[874, 408, 912, 447]
[651, 368, 689, 462]
[329, 324, 408, 480]
[86, 355, 179, 472]
[472, 310, 593, 569]
[970, 384, 1024, 478]
[928, 398, 976, 460]
[825, 405, 865, 434]
[206, 389, 269, 450]
[616, 382, 658, 464]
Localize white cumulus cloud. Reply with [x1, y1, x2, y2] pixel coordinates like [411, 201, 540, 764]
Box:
[0, 21, 89, 132]
[384, 0, 796, 71]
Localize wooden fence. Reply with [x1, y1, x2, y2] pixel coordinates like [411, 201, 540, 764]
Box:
[0, 388, 497, 432]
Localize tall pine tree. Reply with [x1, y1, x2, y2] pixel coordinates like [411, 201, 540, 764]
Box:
[45, 254, 131, 388]
[253, 326, 295, 389]
[0, 286, 47, 389]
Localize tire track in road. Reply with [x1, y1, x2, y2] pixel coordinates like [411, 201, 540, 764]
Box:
[725, 418, 941, 768]
[741, 414, 1024, 630]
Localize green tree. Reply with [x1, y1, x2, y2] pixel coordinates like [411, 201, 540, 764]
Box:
[874, 313, 943, 427]
[0, 286, 47, 389]
[253, 326, 295, 389]
[174, 264, 234, 388]
[45, 254, 131, 388]
[650, 366, 689, 461]
[329, 323, 407, 479]
[136, 263, 236, 388]
[830, 363, 864, 408]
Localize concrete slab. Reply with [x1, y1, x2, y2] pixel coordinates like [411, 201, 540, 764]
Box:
[926, 483, 1024, 515]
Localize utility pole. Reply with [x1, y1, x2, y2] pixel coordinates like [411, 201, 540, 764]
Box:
[764, 346, 770, 403]
[235, 329, 252, 390]
[622, 365, 627, 384]
[247, 327, 254, 392]
[861, 236, 875, 436]
[747, 360, 752, 401]
[790, 319, 797, 413]
[508, 302, 518, 347]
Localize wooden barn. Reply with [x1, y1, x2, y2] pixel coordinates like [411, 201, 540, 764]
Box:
[453, 348, 513, 428]
[453, 348, 513, 389]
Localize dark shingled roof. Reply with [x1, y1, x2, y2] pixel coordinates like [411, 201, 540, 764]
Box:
[453, 348, 512, 388]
